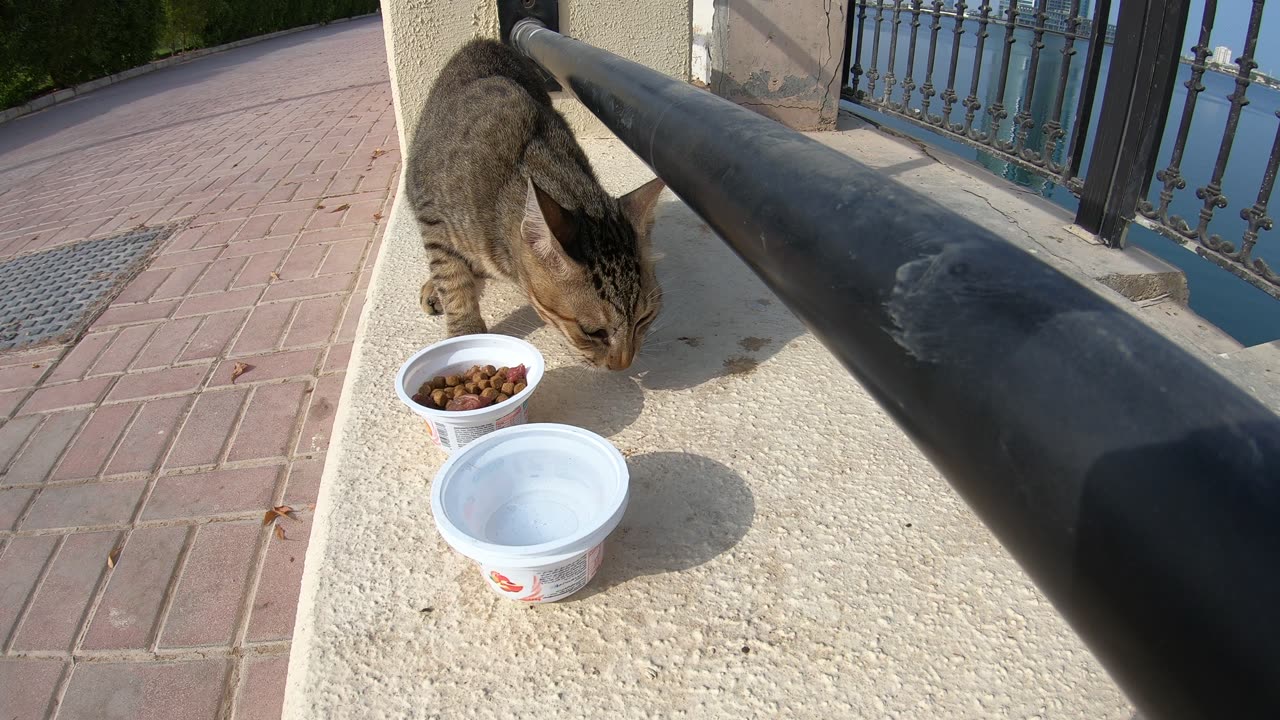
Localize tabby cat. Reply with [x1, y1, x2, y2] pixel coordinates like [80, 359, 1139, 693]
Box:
[404, 39, 666, 371]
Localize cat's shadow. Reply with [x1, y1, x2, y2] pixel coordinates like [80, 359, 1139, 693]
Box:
[527, 365, 645, 437]
[565, 451, 755, 602]
[490, 200, 805, 393]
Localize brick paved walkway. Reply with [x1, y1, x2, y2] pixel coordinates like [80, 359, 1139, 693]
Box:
[0, 17, 398, 719]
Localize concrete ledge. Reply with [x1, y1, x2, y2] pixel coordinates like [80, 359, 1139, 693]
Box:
[0, 12, 380, 126]
[285, 137, 1132, 716]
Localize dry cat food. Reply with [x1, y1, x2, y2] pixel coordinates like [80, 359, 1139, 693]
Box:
[412, 363, 528, 411]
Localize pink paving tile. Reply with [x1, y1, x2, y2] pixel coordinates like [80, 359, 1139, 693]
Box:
[279, 244, 327, 279]
[58, 658, 228, 720]
[92, 300, 179, 330]
[0, 413, 41, 471]
[22, 478, 147, 529]
[304, 203, 345, 230]
[0, 360, 48, 391]
[231, 302, 294, 356]
[0, 388, 25, 419]
[262, 272, 356, 302]
[82, 525, 189, 650]
[317, 238, 367, 276]
[283, 295, 345, 348]
[115, 269, 170, 302]
[159, 521, 260, 647]
[164, 388, 248, 468]
[0, 535, 58, 639]
[337, 294, 366, 342]
[151, 261, 209, 300]
[192, 217, 245, 248]
[132, 316, 203, 369]
[174, 286, 263, 317]
[12, 530, 119, 651]
[4, 410, 89, 484]
[237, 212, 279, 240]
[220, 234, 295, 259]
[266, 208, 313, 236]
[227, 382, 309, 462]
[283, 457, 323, 507]
[145, 465, 282, 520]
[192, 255, 249, 294]
[46, 331, 113, 382]
[104, 396, 191, 476]
[17, 377, 112, 415]
[51, 402, 139, 480]
[232, 249, 289, 289]
[234, 655, 289, 720]
[211, 348, 321, 386]
[295, 373, 344, 457]
[297, 224, 376, 246]
[0, 658, 66, 720]
[248, 513, 311, 642]
[178, 308, 250, 362]
[322, 342, 353, 375]
[0, 486, 34, 529]
[151, 246, 223, 269]
[104, 364, 209, 403]
[88, 323, 158, 376]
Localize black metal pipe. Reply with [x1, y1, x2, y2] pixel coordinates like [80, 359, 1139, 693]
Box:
[511, 20, 1280, 720]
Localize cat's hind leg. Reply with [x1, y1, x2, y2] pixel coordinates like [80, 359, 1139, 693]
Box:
[420, 226, 487, 336]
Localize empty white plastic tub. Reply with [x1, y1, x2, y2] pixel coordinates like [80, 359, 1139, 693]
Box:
[430, 423, 630, 603]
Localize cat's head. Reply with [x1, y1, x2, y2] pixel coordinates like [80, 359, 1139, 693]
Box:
[519, 176, 666, 371]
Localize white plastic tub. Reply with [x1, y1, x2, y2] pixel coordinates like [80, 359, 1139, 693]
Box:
[395, 334, 545, 454]
[430, 423, 630, 603]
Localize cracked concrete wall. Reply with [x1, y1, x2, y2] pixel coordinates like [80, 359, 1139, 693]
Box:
[709, 0, 847, 131]
[379, 0, 692, 149]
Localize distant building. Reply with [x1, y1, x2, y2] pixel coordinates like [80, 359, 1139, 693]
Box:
[1212, 46, 1233, 65]
[1010, 0, 1094, 35]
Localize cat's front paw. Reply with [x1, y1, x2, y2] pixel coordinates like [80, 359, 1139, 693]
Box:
[446, 320, 488, 337]
[420, 281, 443, 315]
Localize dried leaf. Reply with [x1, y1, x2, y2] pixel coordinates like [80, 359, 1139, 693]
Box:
[316, 204, 326, 209]
[107, 547, 122, 569]
[263, 505, 297, 526]
[372, 212, 383, 221]
[31, 363, 40, 368]
[269, 271, 281, 281]
[330, 203, 350, 213]
[371, 148, 387, 159]
[231, 361, 252, 383]
[275, 524, 286, 540]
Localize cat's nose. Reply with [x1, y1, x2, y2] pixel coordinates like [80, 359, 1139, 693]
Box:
[606, 349, 634, 371]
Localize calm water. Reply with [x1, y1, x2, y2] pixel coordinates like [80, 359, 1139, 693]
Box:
[849, 18, 1280, 345]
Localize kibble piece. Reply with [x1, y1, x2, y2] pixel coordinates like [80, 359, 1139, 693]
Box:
[476, 378, 490, 390]
[452, 386, 466, 399]
[431, 389, 448, 407]
[496, 393, 510, 403]
[480, 387, 498, 400]
[513, 382, 526, 394]
[464, 382, 478, 394]
[501, 382, 515, 395]
[445, 375, 461, 387]
[483, 365, 496, 375]
[430, 376, 447, 390]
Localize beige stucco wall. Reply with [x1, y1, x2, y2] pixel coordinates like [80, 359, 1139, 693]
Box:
[379, 0, 692, 149]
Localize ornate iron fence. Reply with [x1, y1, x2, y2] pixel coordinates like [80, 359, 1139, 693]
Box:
[842, 0, 1280, 301]
[1133, 0, 1280, 299]
[842, 1, 1102, 192]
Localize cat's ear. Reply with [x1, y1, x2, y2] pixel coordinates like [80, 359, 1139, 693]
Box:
[619, 176, 666, 233]
[521, 178, 578, 268]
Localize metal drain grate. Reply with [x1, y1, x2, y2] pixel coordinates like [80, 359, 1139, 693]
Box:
[0, 227, 172, 352]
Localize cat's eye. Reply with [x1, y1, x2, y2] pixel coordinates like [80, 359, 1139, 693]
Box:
[580, 325, 609, 341]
